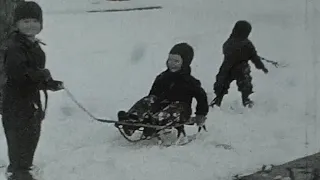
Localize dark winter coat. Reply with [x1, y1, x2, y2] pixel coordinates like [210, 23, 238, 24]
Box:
[216, 21, 267, 85]
[149, 69, 208, 118]
[149, 43, 208, 119]
[2, 32, 60, 128]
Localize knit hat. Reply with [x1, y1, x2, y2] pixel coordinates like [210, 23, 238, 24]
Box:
[13, 1, 43, 25]
[169, 43, 194, 68]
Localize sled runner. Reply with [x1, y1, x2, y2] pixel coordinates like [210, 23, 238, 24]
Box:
[115, 95, 205, 145]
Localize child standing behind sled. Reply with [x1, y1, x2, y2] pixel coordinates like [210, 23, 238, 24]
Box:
[212, 20, 268, 108]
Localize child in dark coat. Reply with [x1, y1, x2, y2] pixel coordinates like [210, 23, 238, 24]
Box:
[117, 43, 208, 143]
[212, 20, 268, 108]
[1, 1, 64, 179]
[148, 42, 209, 124]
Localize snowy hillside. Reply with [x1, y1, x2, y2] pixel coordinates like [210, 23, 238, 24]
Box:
[1, 0, 319, 179]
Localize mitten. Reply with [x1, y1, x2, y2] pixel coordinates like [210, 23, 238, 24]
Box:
[146, 95, 157, 101]
[194, 115, 206, 126]
[46, 80, 64, 91]
[28, 68, 52, 82]
[262, 67, 268, 74]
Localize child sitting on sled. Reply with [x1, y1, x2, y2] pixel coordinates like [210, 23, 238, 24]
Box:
[117, 42, 209, 142]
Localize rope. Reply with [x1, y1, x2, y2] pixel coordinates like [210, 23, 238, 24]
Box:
[63, 87, 97, 120]
[63, 86, 199, 128]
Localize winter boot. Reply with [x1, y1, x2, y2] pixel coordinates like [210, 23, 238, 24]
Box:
[242, 94, 254, 108]
[210, 95, 224, 107]
[5, 165, 38, 180]
[7, 171, 36, 180]
[116, 111, 134, 136]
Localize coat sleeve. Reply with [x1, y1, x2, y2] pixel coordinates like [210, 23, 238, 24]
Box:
[5, 47, 48, 85]
[148, 73, 165, 97]
[190, 77, 209, 116]
[247, 41, 266, 70]
[216, 41, 240, 85]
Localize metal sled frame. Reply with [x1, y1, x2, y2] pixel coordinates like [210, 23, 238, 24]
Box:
[114, 114, 183, 143]
[62, 88, 206, 144]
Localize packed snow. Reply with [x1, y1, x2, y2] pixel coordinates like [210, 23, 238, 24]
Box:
[1, 0, 319, 179]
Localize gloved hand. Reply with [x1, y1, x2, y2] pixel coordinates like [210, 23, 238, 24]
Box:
[147, 95, 157, 101]
[46, 80, 64, 91]
[28, 68, 52, 82]
[143, 95, 158, 104]
[262, 67, 268, 74]
[194, 115, 206, 126]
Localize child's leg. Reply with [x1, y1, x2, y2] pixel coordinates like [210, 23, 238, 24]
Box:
[19, 120, 41, 171]
[3, 118, 41, 175]
[236, 66, 254, 107]
[3, 127, 20, 173]
[213, 76, 233, 106]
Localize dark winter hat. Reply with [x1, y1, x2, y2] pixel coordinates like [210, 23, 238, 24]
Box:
[230, 20, 252, 39]
[169, 42, 194, 67]
[13, 1, 43, 24]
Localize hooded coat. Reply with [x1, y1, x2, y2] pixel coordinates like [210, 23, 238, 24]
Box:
[214, 20, 267, 97]
[148, 43, 209, 118]
[216, 21, 266, 86]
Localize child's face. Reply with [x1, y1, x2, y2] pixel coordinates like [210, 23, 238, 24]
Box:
[167, 54, 183, 72]
[16, 18, 41, 36]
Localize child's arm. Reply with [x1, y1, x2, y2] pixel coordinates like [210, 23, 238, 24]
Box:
[4, 47, 51, 85]
[38, 79, 64, 91]
[191, 78, 209, 116]
[247, 41, 268, 73]
[148, 73, 165, 97]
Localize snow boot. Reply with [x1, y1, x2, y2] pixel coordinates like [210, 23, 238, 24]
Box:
[116, 111, 136, 136]
[242, 94, 254, 108]
[210, 95, 224, 107]
[5, 165, 37, 180]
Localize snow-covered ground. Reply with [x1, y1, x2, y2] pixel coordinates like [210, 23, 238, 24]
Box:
[1, 0, 320, 179]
